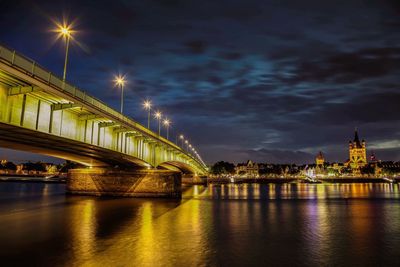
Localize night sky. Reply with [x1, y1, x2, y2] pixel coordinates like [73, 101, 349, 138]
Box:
[1, 0, 400, 164]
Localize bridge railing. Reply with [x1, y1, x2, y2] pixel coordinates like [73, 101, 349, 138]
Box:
[0, 44, 206, 170]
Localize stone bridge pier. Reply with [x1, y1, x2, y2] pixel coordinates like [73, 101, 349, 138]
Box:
[67, 168, 182, 198]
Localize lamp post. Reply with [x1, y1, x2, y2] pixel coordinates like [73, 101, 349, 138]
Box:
[114, 75, 126, 114]
[57, 24, 72, 81]
[143, 100, 152, 129]
[185, 140, 189, 152]
[179, 134, 184, 148]
[155, 111, 162, 135]
[163, 119, 171, 140]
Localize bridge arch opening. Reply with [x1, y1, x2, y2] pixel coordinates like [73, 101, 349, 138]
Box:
[0, 123, 151, 169]
[157, 161, 199, 175]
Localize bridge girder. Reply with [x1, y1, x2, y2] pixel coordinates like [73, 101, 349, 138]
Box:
[0, 44, 208, 175]
[52, 103, 81, 111]
[8, 86, 42, 96]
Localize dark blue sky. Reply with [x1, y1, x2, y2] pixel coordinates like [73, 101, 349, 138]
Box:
[1, 0, 400, 164]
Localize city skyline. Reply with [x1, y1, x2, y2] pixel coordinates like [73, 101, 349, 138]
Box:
[1, 0, 400, 164]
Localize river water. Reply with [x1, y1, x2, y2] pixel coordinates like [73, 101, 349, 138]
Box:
[0, 182, 400, 267]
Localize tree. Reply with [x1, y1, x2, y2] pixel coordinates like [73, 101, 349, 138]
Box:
[59, 161, 84, 173]
[211, 161, 235, 175]
[0, 161, 17, 170]
[23, 162, 46, 172]
[360, 164, 374, 175]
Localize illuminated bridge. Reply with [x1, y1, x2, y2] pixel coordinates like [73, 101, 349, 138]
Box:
[0, 44, 208, 197]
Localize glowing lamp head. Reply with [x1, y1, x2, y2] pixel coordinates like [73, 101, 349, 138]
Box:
[114, 75, 126, 87]
[185, 140, 188, 144]
[163, 119, 170, 126]
[60, 27, 70, 36]
[56, 23, 72, 37]
[179, 135, 184, 139]
[143, 100, 152, 110]
[155, 111, 162, 119]
[189, 144, 192, 148]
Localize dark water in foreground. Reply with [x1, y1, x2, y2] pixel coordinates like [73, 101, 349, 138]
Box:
[0, 183, 400, 267]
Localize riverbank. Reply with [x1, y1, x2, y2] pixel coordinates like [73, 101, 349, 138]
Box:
[0, 176, 66, 183]
[207, 177, 399, 184]
[1, 175, 398, 185]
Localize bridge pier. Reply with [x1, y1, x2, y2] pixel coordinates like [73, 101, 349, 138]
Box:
[67, 168, 182, 198]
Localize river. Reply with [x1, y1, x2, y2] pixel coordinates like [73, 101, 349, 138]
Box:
[0, 182, 399, 266]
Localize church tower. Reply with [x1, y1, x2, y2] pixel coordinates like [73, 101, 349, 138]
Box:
[348, 129, 367, 170]
[316, 151, 325, 166]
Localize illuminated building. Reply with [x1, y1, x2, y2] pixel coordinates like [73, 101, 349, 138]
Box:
[235, 160, 259, 177]
[347, 129, 367, 171]
[316, 151, 325, 166]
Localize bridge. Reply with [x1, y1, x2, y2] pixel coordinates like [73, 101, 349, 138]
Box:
[0, 44, 208, 197]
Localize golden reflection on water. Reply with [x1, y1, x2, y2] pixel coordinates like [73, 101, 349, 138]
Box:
[74, 195, 211, 267]
[0, 184, 400, 266]
[69, 199, 96, 265]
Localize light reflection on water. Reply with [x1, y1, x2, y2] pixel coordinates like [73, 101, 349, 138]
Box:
[208, 182, 400, 200]
[0, 182, 400, 266]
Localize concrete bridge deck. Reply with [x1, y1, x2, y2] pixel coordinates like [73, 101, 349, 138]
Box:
[0, 44, 208, 197]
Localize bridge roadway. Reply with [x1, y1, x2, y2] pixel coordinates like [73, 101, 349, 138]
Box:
[0, 44, 207, 197]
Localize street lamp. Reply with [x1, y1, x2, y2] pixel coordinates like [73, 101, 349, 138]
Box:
[56, 24, 72, 81]
[155, 111, 162, 135]
[163, 119, 171, 140]
[143, 100, 152, 129]
[114, 75, 126, 114]
[179, 134, 184, 147]
[185, 140, 189, 151]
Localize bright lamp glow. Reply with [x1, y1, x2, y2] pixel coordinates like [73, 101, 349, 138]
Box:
[163, 119, 170, 126]
[155, 111, 162, 119]
[143, 100, 151, 109]
[114, 75, 126, 87]
[60, 26, 70, 36]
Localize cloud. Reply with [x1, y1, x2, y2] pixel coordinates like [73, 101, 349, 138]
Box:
[288, 47, 400, 84]
[183, 40, 207, 54]
[235, 149, 315, 164]
[369, 140, 400, 150]
[2, 0, 400, 165]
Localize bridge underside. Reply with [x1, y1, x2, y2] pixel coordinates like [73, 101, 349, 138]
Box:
[0, 44, 208, 180]
[0, 122, 149, 168]
[158, 161, 199, 174]
[0, 122, 201, 175]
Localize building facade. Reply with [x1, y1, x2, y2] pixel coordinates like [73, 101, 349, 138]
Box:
[316, 151, 325, 166]
[348, 130, 367, 171]
[235, 160, 259, 177]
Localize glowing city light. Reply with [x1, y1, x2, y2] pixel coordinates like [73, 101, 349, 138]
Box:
[114, 75, 126, 87]
[163, 119, 170, 126]
[114, 75, 126, 114]
[143, 100, 151, 110]
[143, 100, 152, 129]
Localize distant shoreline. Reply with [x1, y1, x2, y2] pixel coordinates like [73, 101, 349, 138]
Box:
[0, 176, 66, 184]
[207, 177, 399, 184]
[1, 175, 398, 185]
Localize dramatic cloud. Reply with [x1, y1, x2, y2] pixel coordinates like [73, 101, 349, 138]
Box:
[1, 0, 400, 164]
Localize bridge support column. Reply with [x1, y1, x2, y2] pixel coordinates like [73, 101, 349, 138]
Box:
[67, 168, 181, 198]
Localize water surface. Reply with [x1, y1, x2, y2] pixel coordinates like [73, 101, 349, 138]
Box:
[0, 182, 400, 266]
